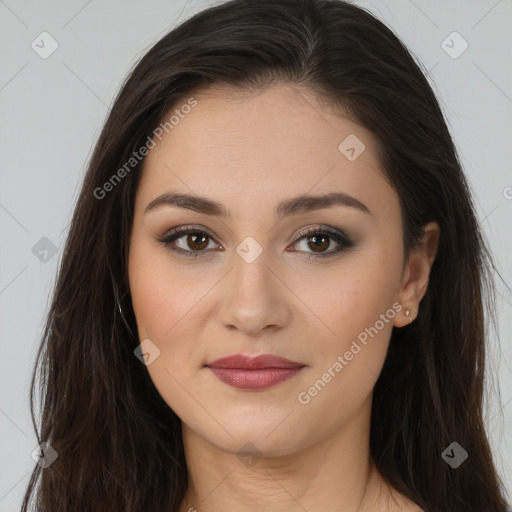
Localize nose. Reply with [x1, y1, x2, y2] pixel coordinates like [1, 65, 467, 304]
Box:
[217, 244, 292, 337]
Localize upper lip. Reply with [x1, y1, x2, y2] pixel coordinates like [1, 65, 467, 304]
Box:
[206, 354, 305, 369]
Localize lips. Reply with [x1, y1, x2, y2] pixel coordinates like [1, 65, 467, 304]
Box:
[205, 354, 306, 390]
[206, 354, 305, 370]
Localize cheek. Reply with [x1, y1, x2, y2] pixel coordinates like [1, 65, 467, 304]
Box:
[128, 247, 207, 416]
[129, 238, 198, 338]
[129, 263, 175, 342]
[293, 289, 395, 439]
[293, 246, 400, 400]
[298, 249, 400, 348]
[128, 242, 204, 371]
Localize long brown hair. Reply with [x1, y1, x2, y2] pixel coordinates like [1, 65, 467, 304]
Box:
[21, 1, 510, 510]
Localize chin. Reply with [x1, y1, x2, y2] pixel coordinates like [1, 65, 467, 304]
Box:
[215, 433, 304, 460]
[190, 411, 310, 458]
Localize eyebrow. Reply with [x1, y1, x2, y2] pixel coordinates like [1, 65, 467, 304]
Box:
[144, 191, 371, 220]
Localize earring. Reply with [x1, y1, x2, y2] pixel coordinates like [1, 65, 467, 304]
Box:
[405, 309, 413, 324]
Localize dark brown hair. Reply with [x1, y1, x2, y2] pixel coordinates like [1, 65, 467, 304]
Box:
[21, 0, 510, 511]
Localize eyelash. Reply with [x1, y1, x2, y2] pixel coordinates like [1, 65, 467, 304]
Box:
[157, 225, 354, 260]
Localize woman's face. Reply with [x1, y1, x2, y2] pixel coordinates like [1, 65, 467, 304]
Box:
[128, 83, 415, 457]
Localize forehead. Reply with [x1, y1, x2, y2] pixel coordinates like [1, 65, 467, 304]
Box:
[137, 83, 394, 218]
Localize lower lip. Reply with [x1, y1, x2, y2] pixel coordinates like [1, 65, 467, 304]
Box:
[207, 367, 304, 390]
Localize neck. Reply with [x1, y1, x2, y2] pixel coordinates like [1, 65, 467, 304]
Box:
[178, 394, 392, 512]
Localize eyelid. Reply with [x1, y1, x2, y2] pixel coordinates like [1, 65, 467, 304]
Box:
[166, 224, 216, 238]
[160, 224, 219, 243]
[292, 225, 349, 243]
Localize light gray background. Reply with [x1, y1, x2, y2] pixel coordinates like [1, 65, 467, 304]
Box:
[1, 0, 511, 509]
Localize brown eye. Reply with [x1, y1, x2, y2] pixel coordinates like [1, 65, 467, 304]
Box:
[291, 227, 354, 259]
[185, 233, 209, 251]
[158, 226, 220, 258]
[306, 234, 331, 253]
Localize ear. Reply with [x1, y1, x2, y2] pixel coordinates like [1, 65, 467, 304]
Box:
[394, 221, 440, 327]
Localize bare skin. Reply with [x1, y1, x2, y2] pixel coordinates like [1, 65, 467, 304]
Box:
[128, 83, 439, 512]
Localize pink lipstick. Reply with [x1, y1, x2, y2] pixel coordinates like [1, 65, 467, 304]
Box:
[206, 354, 305, 390]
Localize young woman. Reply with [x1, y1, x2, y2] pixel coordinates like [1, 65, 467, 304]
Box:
[22, 0, 510, 511]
